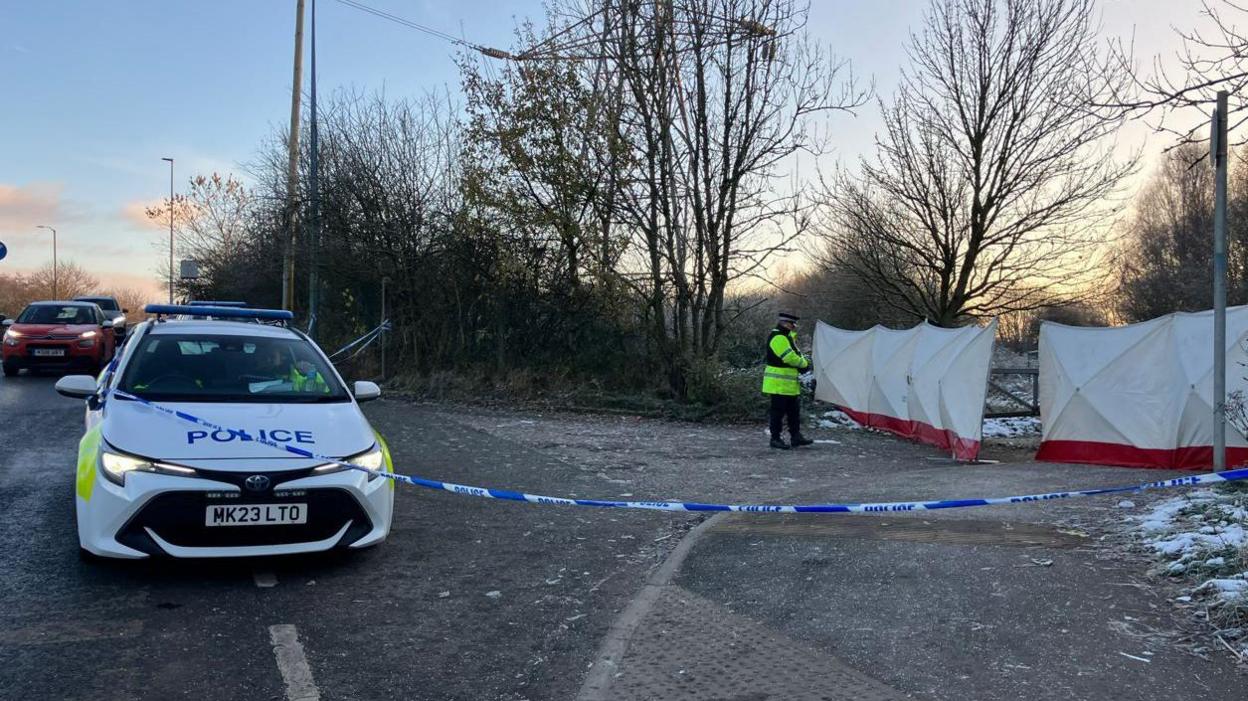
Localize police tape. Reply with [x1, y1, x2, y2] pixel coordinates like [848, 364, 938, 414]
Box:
[327, 320, 391, 361]
[110, 389, 1248, 514]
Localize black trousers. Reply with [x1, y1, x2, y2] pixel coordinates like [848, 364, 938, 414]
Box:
[768, 394, 802, 439]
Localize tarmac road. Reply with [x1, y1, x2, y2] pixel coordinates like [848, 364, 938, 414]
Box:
[2, 368, 1244, 700]
[0, 370, 688, 701]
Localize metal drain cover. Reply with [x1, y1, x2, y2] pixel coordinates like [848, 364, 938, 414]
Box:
[711, 515, 1089, 548]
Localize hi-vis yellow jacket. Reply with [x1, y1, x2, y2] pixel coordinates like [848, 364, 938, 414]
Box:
[761, 328, 809, 396]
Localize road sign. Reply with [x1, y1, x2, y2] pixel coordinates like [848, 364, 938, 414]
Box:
[0, 241, 6, 261]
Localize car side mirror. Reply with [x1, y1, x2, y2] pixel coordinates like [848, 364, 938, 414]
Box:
[353, 381, 381, 402]
[55, 375, 98, 399]
[1, 319, 12, 328]
[101, 319, 114, 328]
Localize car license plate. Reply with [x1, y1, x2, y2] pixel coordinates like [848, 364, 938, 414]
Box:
[205, 503, 307, 527]
[32, 348, 65, 357]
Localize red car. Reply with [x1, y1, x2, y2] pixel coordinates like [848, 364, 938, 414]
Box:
[2, 301, 117, 376]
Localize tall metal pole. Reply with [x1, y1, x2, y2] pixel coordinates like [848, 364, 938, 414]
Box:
[307, 0, 320, 337]
[36, 225, 57, 298]
[162, 157, 174, 303]
[284, 0, 306, 312]
[381, 276, 388, 381]
[1213, 90, 1229, 472]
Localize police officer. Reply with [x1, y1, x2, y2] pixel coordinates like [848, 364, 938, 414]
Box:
[762, 312, 813, 449]
[256, 343, 330, 394]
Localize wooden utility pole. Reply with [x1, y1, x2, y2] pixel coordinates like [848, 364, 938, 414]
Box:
[307, 0, 320, 337]
[283, 0, 306, 312]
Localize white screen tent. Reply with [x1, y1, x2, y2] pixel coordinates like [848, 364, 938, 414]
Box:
[1037, 307, 1248, 470]
[812, 320, 997, 461]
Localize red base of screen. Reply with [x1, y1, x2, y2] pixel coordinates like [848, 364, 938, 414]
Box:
[1036, 440, 1248, 471]
[839, 407, 981, 461]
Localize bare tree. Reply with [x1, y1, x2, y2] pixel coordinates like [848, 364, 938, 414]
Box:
[145, 173, 253, 255]
[100, 286, 155, 319]
[819, 0, 1135, 326]
[1107, 0, 1248, 148]
[26, 261, 100, 301]
[143, 172, 257, 300]
[1116, 143, 1248, 320]
[587, 0, 865, 394]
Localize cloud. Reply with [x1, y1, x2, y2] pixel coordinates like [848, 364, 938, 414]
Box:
[0, 182, 64, 234]
[120, 199, 169, 230]
[97, 270, 169, 299]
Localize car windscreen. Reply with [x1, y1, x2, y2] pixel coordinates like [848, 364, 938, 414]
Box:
[117, 333, 349, 403]
[17, 305, 95, 325]
[78, 297, 119, 311]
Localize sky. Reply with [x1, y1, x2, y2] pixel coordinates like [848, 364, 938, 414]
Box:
[0, 0, 1215, 299]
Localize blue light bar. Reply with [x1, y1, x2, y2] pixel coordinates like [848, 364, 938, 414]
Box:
[144, 304, 294, 321]
[188, 300, 248, 307]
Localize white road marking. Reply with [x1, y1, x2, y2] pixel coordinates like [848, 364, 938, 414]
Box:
[269, 624, 320, 701]
[254, 570, 278, 588]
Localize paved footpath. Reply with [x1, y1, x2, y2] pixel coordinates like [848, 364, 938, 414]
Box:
[579, 465, 1246, 699]
[1, 371, 1242, 699]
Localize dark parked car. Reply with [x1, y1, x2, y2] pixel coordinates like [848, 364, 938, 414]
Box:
[74, 295, 128, 339]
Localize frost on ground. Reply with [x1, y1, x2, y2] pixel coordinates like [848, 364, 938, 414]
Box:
[1137, 485, 1248, 659]
[981, 416, 1041, 438]
[817, 409, 861, 430]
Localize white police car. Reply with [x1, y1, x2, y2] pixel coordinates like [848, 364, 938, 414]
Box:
[55, 304, 395, 559]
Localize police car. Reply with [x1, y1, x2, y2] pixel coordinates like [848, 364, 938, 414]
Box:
[54, 304, 395, 559]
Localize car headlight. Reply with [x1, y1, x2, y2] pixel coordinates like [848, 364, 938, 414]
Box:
[80, 330, 97, 339]
[3, 329, 19, 346]
[312, 445, 384, 478]
[100, 447, 196, 486]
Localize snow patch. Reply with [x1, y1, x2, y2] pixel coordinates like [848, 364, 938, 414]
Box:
[1150, 525, 1246, 558]
[1135, 488, 1248, 623]
[981, 416, 1041, 438]
[819, 410, 861, 430]
[1195, 577, 1248, 603]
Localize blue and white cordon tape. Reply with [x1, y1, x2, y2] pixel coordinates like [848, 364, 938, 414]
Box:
[111, 390, 1248, 514]
[327, 320, 391, 361]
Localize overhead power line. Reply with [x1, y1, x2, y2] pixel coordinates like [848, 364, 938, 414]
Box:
[334, 0, 779, 63]
[333, 0, 510, 57]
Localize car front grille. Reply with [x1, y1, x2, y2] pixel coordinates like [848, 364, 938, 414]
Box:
[24, 343, 82, 364]
[116, 488, 372, 554]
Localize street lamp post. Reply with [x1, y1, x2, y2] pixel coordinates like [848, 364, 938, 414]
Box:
[161, 157, 174, 303]
[1212, 91, 1229, 472]
[35, 225, 57, 298]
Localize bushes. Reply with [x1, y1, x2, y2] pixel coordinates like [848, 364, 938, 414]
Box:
[386, 358, 771, 423]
